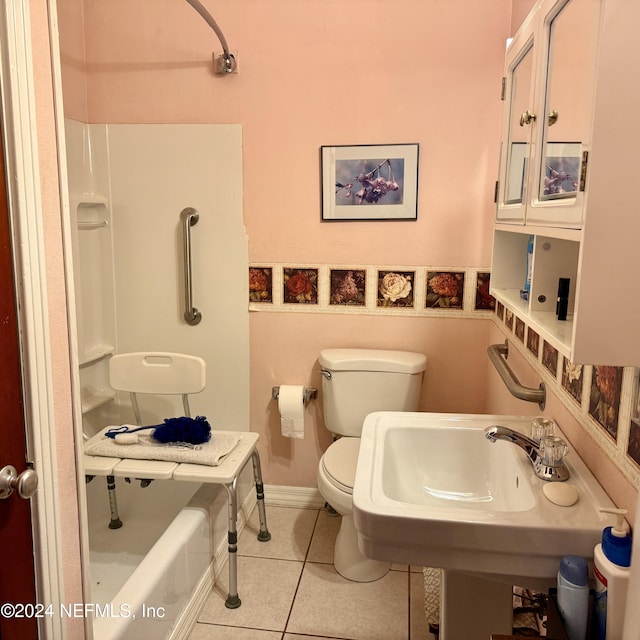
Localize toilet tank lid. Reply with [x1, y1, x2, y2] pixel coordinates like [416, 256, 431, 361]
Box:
[319, 348, 426, 374]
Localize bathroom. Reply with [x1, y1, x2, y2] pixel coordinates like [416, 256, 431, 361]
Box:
[1, 0, 639, 638]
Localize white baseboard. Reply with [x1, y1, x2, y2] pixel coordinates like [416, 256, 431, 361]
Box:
[263, 484, 324, 509]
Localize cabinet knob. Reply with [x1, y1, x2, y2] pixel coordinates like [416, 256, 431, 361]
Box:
[519, 110, 537, 126]
[548, 110, 559, 126]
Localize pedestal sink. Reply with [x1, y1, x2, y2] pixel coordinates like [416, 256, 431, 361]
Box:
[352, 412, 616, 639]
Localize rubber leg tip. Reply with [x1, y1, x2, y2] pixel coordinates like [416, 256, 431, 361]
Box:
[108, 519, 123, 530]
[225, 595, 241, 609]
[257, 530, 272, 542]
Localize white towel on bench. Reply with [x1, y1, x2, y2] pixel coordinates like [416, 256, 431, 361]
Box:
[85, 426, 241, 467]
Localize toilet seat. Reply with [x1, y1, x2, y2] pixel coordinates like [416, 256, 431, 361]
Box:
[321, 437, 360, 495]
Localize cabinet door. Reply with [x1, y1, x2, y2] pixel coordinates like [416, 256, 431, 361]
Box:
[525, 0, 601, 228]
[496, 15, 538, 224]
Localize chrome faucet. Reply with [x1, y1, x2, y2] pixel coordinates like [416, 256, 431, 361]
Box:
[484, 425, 570, 482]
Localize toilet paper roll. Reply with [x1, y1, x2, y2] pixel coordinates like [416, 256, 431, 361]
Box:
[278, 385, 305, 439]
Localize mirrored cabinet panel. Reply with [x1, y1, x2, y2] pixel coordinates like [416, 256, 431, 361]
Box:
[496, 0, 600, 228]
[529, 0, 601, 226]
[496, 13, 537, 224]
[503, 40, 535, 214]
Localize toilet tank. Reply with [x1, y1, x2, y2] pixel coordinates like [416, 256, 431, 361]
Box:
[319, 348, 427, 437]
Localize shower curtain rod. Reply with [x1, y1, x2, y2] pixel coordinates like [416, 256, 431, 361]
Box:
[184, 0, 237, 73]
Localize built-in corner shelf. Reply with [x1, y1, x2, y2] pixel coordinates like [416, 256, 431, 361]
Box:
[81, 388, 116, 415]
[79, 345, 114, 368]
[71, 195, 109, 230]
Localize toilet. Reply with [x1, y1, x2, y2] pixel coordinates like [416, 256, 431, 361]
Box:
[316, 348, 427, 582]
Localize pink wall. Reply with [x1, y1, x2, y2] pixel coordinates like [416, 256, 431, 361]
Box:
[65, 0, 511, 268]
[252, 313, 492, 485]
[57, 0, 512, 488]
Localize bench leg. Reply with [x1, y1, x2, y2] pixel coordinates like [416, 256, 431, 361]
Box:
[224, 479, 241, 609]
[106, 475, 122, 529]
[251, 450, 271, 542]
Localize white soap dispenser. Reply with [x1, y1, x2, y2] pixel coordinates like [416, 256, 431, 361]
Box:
[594, 508, 632, 640]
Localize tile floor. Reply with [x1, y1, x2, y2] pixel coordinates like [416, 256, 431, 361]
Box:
[188, 505, 432, 640]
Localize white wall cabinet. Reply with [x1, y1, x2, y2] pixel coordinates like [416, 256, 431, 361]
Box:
[491, 0, 640, 366]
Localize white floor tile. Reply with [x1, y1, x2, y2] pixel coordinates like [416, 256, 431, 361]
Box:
[286, 563, 409, 640]
[189, 623, 282, 639]
[410, 570, 431, 639]
[239, 505, 318, 561]
[192, 506, 426, 640]
[198, 556, 302, 631]
[306, 508, 340, 564]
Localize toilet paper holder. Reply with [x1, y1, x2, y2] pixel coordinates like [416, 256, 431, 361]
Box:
[271, 386, 317, 406]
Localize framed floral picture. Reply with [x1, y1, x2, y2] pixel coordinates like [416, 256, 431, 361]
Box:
[321, 144, 419, 221]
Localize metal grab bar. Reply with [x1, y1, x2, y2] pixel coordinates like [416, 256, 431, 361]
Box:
[180, 207, 202, 325]
[488, 340, 546, 410]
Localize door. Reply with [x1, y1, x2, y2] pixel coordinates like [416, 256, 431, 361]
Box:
[0, 117, 38, 639]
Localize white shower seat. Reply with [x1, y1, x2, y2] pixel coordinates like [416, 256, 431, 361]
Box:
[83, 351, 271, 609]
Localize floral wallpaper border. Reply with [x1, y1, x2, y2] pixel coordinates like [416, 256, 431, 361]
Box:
[249, 264, 495, 318]
[493, 303, 640, 489]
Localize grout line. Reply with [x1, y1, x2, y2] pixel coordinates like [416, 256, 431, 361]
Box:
[281, 508, 321, 635]
[303, 509, 322, 563]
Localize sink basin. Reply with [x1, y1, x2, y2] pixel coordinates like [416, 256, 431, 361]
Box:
[383, 424, 536, 512]
[353, 412, 615, 589]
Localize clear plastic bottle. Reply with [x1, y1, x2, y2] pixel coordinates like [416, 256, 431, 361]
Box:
[521, 235, 534, 300]
[594, 508, 632, 640]
[557, 555, 589, 640]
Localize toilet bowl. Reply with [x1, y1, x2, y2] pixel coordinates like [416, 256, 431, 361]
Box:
[316, 348, 426, 582]
[317, 437, 391, 581]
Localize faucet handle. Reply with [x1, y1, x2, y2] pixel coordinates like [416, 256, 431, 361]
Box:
[531, 417, 555, 443]
[540, 435, 568, 467]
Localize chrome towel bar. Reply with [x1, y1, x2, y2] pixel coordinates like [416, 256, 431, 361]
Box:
[488, 340, 546, 410]
[180, 207, 202, 326]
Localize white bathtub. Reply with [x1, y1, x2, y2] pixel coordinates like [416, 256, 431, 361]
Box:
[86, 478, 216, 640]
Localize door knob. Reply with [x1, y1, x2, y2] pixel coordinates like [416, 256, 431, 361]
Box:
[0, 464, 38, 500]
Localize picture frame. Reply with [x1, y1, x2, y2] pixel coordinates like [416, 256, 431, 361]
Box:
[541, 142, 581, 200]
[321, 143, 419, 221]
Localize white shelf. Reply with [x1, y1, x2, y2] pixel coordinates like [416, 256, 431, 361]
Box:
[70, 194, 108, 206]
[81, 389, 116, 414]
[494, 223, 581, 243]
[492, 287, 574, 359]
[78, 219, 108, 230]
[80, 345, 114, 367]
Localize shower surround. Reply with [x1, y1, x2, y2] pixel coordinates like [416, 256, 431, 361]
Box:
[64, 120, 253, 636]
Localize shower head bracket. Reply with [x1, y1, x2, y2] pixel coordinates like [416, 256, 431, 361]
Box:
[215, 51, 238, 74]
